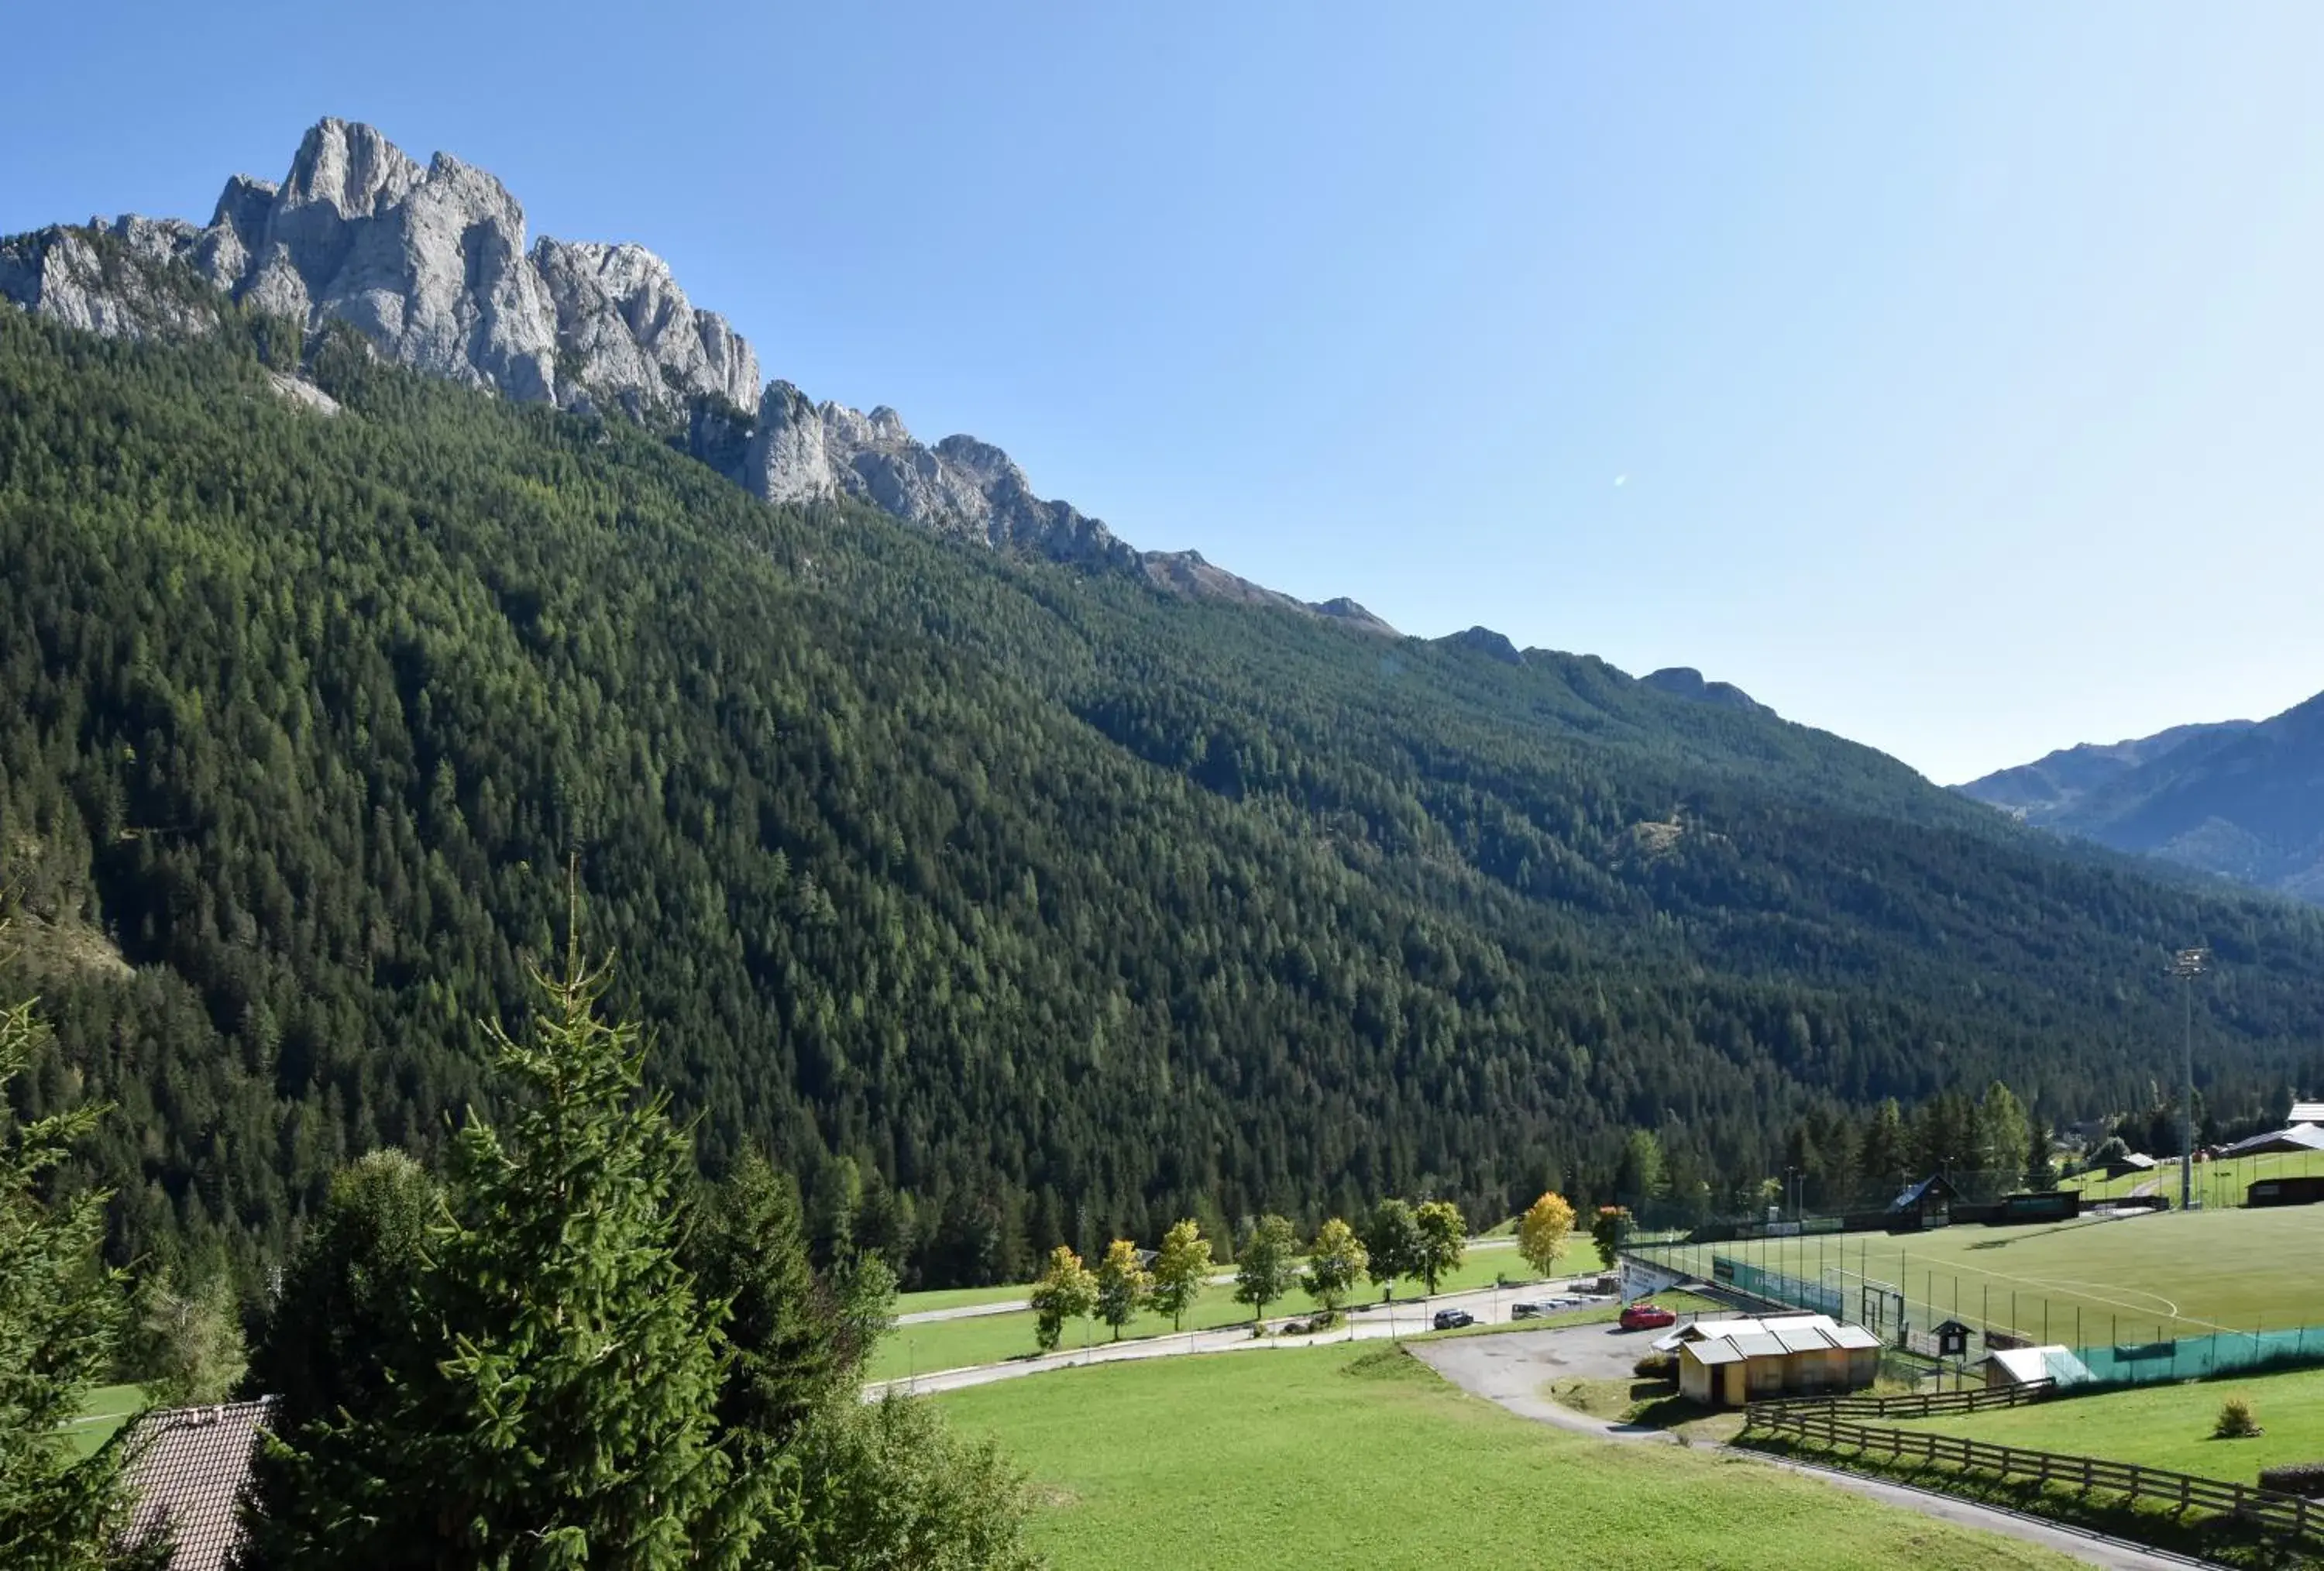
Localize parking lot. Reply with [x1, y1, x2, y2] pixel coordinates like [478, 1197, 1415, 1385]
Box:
[1413, 1320, 1669, 1418]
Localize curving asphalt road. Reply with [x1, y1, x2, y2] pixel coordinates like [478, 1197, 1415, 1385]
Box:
[892, 1236, 1522, 1326]
[870, 1272, 1590, 1398]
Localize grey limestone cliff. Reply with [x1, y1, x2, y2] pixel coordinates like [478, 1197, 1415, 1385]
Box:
[3, 116, 1388, 633]
[2, 119, 753, 418]
[713, 384, 1128, 562]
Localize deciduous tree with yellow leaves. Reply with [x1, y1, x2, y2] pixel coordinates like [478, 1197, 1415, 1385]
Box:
[1517, 1191, 1576, 1279]
[1093, 1239, 1151, 1342]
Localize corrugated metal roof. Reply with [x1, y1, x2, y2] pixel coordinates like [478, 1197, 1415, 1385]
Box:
[1774, 1325, 1837, 1353]
[1685, 1339, 1747, 1365]
[1729, 1332, 1789, 1358]
[2290, 1100, 2324, 1124]
[1983, 1345, 2068, 1384]
[1830, 1325, 1883, 1350]
[2219, 1123, 2324, 1159]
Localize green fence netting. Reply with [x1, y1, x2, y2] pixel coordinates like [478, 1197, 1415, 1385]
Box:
[2060, 1325, 2324, 1389]
[1711, 1255, 1844, 1318]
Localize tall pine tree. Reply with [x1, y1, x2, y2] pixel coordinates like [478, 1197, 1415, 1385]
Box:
[242, 943, 764, 1569]
[0, 986, 151, 1569]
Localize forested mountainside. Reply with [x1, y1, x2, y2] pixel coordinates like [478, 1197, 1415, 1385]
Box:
[1961, 702, 2324, 905]
[7, 301, 2324, 1297]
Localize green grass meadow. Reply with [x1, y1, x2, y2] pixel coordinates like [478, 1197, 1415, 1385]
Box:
[878, 1237, 1604, 1381]
[67, 1384, 147, 1457]
[939, 1342, 2073, 1570]
[1648, 1207, 2324, 1346]
[1894, 1366, 2324, 1486]
[2063, 1149, 2324, 1208]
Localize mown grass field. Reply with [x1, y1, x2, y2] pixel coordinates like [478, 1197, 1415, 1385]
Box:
[938, 1341, 2074, 1569]
[1893, 1366, 2324, 1486]
[877, 1237, 1605, 1380]
[1648, 1207, 2324, 1346]
[67, 1384, 146, 1458]
[2063, 1149, 2324, 1208]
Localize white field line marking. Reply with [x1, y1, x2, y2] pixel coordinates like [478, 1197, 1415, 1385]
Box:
[1920, 1253, 2236, 1336]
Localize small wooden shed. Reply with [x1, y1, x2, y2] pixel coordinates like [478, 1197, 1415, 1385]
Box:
[1673, 1315, 1882, 1408]
[1679, 1336, 1747, 1407]
[1886, 1174, 1958, 1232]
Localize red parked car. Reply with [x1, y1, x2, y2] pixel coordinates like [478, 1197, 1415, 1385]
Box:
[1618, 1302, 1676, 1331]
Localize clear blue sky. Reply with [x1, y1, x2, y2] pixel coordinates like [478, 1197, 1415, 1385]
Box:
[9, 2, 2324, 784]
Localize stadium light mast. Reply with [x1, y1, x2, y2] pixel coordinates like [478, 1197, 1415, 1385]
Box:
[2171, 947, 2211, 1212]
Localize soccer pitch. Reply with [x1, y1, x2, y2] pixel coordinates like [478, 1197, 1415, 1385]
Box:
[1642, 1205, 2324, 1348]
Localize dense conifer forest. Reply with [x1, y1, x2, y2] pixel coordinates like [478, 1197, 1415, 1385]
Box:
[5, 290, 2324, 1294]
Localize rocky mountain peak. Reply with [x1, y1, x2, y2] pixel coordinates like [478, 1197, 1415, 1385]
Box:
[1439, 627, 1526, 665]
[3, 115, 1391, 636]
[1, 117, 753, 418]
[282, 117, 424, 218]
[1641, 666, 1771, 717]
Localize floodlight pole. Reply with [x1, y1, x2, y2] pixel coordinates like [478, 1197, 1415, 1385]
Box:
[2171, 947, 2210, 1212]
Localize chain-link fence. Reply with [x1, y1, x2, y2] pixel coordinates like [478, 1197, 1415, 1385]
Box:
[1627, 1232, 2324, 1392]
[1621, 1147, 2324, 1235]
[2061, 1326, 2324, 1390]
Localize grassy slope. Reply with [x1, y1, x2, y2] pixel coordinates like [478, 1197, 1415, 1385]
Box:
[67, 1384, 146, 1458]
[2064, 1150, 2324, 1207]
[1658, 1208, 2324, 1342]
[938, 1342, 2071, 1570]
[1893, 1367, 2324, 1485]
[878, 1239, 1603, 1380]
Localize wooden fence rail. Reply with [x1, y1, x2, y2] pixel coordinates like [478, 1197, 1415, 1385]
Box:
[1744, 1403, 2323, 1548]
[1752, 1379, 2053, 1424]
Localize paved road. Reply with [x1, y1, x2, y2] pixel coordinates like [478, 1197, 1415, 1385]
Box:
[1414, 1327, 2204, 1571]
[893, 1236, 1522, 1326]
[870, 1275, 1601, 1397]
[895, 1267, 1240, 1326]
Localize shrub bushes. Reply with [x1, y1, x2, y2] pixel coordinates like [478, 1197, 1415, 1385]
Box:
[2259, 1462, 2324, 1497]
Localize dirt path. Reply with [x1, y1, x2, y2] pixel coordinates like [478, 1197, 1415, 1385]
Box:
[1413, 1329, 2204, 1571]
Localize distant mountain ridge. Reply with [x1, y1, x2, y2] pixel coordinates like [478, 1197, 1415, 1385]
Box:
[0, 116, 1391, 634]
[1638, 666, 1772, 717]
[1956, 722, 2255, 820]
[1957, 703, 2324, 901]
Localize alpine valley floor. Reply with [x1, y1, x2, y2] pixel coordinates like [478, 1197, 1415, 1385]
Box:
[937, 1340, 2082, 1570]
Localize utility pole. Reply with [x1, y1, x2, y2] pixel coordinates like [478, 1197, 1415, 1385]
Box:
[2172, 947, 2210, 1212]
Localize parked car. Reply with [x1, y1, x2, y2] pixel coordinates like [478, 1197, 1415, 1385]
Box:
[1510, 1301, 1549, 1321]
[1432, 1308, 1475, 1330]
[1618, 1302, 1677, 1331]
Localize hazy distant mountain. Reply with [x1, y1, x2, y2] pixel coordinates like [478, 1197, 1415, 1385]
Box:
[1956, 704, 2324, 901]
[1638, 666, 1772, 717]
[1956, 722, 2254, 821]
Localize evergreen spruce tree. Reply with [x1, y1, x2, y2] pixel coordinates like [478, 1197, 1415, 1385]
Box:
[241, 944, 764, 1569]
[1858, 1098, 1909, 1202]
[246, 1150, 438, 1434]
[0, 987, 150, 1569]
[686, 1151, 851, 1452]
